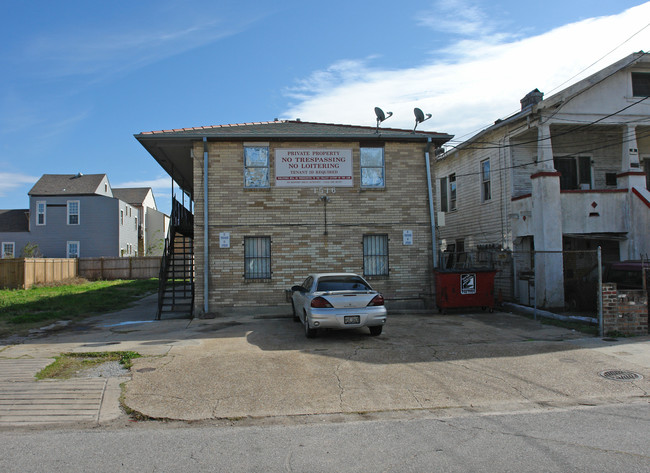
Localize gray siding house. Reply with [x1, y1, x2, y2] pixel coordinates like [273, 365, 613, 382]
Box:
[0, 209, 31, 258]
[0, 174, 164, 259]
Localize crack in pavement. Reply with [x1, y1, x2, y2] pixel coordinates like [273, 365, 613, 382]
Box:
[437, 417, 650, 461]
[449, 360, 536, 402]
[333, 345, 362, 409]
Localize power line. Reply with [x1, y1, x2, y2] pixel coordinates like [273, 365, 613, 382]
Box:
[442, 95, 649, 153]
[447, 125, 650, 180]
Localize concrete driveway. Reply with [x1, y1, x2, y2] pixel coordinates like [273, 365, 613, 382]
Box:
[123, 307, 650, 421]
[2, 295, 649, 426]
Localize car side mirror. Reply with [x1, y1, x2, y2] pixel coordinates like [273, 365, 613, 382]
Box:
[291, 285, 305, 292]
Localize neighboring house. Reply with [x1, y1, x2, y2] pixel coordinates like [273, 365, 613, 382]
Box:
[112, 187, 170, 256]
[0, 209, 30, 258]
[434, 51, 650, 309]
[136, 120, 453, 316]
[0, 173, 167, 258]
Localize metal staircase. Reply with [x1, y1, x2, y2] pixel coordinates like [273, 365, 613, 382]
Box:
[156, 198, 194, 319]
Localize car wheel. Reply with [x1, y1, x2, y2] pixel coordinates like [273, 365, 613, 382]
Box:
[304, 316, 317, 338]
[291, 300, 300, 322]
[369, 325, 383, 336]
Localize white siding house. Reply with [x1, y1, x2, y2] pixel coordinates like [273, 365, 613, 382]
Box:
[435, 51, 650, 309]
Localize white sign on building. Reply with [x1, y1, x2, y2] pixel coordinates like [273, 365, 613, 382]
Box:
[275, 149, 353, 187]
[219, 232, 230, 248]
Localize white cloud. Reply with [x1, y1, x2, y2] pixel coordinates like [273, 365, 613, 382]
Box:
[14, 3, 264, 83]
[282, 2, 650, 143]
[114, 177, 172, 191]
[0, 172, 39, 197]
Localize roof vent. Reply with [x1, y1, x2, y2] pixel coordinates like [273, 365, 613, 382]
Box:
[72, 172, 84, 179]
[520, 89, 544, 110]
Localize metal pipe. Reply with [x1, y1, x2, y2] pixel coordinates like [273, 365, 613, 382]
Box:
[203, 137, 209, 315]
[425, 138, 438, 269]
[597, 246, 603, 337]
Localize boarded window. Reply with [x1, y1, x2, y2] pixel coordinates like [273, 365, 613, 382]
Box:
[244, 146, 270, 188]
[244, 236, 271, 279]
[363, 234, 389, 276]
[360, 147, 385, 187]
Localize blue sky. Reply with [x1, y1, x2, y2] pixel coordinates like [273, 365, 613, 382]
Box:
[1, 0, 649, 214]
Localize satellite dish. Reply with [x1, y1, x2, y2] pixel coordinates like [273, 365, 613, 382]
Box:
[413, 107, 432, 132]
[374, 107, 393, 133]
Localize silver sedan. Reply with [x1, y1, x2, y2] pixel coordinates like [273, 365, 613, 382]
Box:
[290, 273, 387, 338]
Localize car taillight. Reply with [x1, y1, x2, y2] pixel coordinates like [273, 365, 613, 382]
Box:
[367, 294, 385, 306]
[311, 297, 333, 308]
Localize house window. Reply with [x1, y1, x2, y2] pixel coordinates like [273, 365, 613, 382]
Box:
[244, 146, 270, 188]
[120, 209, 124, 225]
[481, 159, 491, 202]
[66, 241, 79, 258]
[2, 242, 15, 258]
[449, 174, 457, 211]
[606, 173, 617, 186]
[135, 216, 138, 231]
[632, 72, 650, 97]
[67, 201, 80, 225]
[439, 177, 448, 212]
[360, 147, 385, 187]
[554, 156, 591, 190]
[36, 201, 46, 225]
[363, 234, 389, 276]
[244, 236, 271, 279]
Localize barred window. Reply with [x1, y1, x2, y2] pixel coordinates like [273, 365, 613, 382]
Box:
[244, 236, 271, 279]
[360, 147, 385, 187]
[244, 146, 270, 188]
[363, 234, 389, 276]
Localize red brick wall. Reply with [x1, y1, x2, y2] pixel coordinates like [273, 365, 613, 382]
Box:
[602, 283, 649, 336]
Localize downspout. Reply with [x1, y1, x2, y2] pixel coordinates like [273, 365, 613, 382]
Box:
[425, 137, 438, 269]
[203, 137, 209, 315]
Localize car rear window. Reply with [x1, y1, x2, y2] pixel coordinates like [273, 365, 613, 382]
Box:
[316, 277, 371, 292]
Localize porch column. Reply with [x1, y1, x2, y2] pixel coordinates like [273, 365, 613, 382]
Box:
[531, 123, 565, 308]
[618, 124, 646, 189]
[619, 124, 650, 260]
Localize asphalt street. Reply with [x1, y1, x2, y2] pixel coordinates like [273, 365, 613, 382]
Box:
[0, 402, 648, 472]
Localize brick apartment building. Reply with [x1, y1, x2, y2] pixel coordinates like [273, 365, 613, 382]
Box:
[136, 120, 452, 316]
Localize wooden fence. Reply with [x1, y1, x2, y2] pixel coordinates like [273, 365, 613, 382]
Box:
[0, 256, 161, 289]
[0, 258, 78, 289]
[78, 257, 161, 280]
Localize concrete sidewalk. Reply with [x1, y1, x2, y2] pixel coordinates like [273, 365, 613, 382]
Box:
[1, 295, 649, 428]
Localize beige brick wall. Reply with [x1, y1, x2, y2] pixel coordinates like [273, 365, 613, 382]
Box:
[193, 140, 436, 314]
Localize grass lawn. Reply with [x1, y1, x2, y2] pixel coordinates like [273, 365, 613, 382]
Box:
[0, 279, 158, 338]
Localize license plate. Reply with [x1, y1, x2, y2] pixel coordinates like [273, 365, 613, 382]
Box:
[344, 316, 360, 324]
